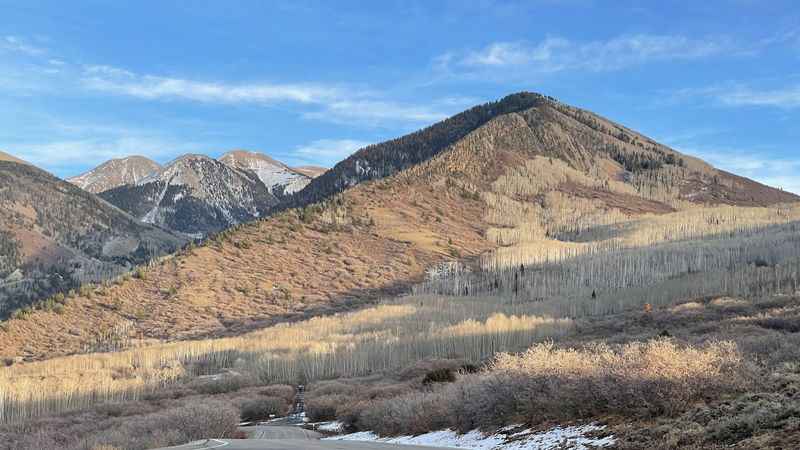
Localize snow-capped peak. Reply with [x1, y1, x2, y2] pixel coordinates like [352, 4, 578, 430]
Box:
[218, 149, 312, 196]
[68, 156, 162, 193]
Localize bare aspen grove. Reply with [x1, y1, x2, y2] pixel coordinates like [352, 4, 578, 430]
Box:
[0, 296, 573, 424]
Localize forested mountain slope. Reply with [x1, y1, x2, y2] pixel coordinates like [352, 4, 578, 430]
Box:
[0, 157, 185, 319]
[1, 93, 796, 359]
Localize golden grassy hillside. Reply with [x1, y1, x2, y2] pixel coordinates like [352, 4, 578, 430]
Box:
[0, 179, 490, 359]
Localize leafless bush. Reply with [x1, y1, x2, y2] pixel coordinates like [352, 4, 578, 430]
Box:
[121, 400, 239, 448]
[755, 316, 800, 333]
[308, 380, 359, 397]
[240, 396, 290, 421]
[0, 398, 240, 450]
[188, 376, 247, 395]
[422, 368, 456, 385]
[358, 340, 750, 436]
[397, 358, 469, 381]
[305, 394, 351, 422]
[359, 389, 452, 436]
[258, 384, 296, 403]
[305, 379, 415, 429]
[362, 383, 413, 401]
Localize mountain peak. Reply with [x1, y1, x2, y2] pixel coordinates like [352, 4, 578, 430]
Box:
[218, 149, 312, 197]
[291, 92, 554, 206]
[101, 152, 279, 236]
[167, 153, 215, 166]
[68, 155, 161, 193]
[294, 92, 797, 210]
[219, 149, 289, 169]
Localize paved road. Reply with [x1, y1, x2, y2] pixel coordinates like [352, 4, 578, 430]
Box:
[159, 439, 444, 449]
[240, 425, 322, 440]
[156, 426, 443, 450]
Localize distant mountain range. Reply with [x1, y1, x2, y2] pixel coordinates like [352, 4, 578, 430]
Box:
[0, 148, 325, 316]
[69, 150, 327, 237]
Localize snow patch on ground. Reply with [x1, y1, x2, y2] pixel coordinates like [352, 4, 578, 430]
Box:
[314, 421, 345, 432]
[325, 424, 614, 450]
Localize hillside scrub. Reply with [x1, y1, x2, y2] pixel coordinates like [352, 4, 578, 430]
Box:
[239, 396, 290, 421]
[0, 398, 240, 450]
[356, 340, 750, 437]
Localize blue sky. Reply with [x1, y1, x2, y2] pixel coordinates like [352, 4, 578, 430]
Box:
[1, 1, 799, 192]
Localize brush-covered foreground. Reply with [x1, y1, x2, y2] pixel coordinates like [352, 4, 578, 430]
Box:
[3, 202, 800, 448]
[304, 295, 800, 449]
[2, 293, 799, 449]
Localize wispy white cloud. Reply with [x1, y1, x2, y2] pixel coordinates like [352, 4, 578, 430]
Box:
[5, 118, 205, 176]
[672, 83, 800, 109]
[304, 99, 449, 125]
[12, 135, 202, 174]
[288, 138, 371, 166]
[1, 35, 46, 56]
[83, 70, 341, 105]
[440, 33, 741, 78]
[81, 65, 452, 125]
[1, 35, 458, 127]
[715, 85, 800, 108]
[673, 145, 800, 194]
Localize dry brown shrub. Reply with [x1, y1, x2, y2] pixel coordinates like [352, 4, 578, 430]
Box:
[0, 398, 240, 450]
[151, 399, 240, 443]
[397, 358, 468, 381]
[358, 339, 750, 437]
[307, 380, 359, 397]
[240, 396, 289, 421]
[305, 394, 351, 422]
[258, 384, 296, 403]
[359, 389, 452, 436]
[487, 340, 747, 418]
[363, 383, 413, 400]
